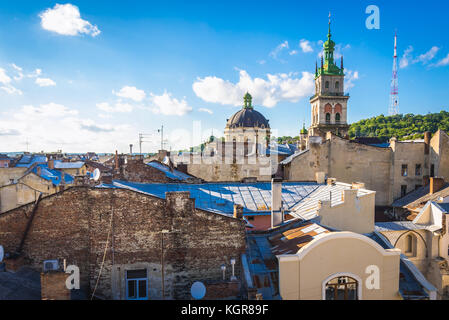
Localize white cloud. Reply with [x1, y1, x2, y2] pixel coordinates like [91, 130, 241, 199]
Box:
[258, 60, 266, 65]
[0, 103, 136, 153]
[0, 68, 11, 84]
[36, 77, 56, 87]
[193, 69, 315, 108]
[414, 46, 439, 64]
[149, 91, 192, 116]
[299, 39, 313, 53]
[96, 102, 134, 113]
[39, 3, 101, 37]
[269, 41, 289, 62]
[344, 70, 359, 90]
[435, 53, 449, 67]
[113, 86, 146, 102]
[400, 46, 440, 68]
[1, 85, 23, 95]
[289, 50, 298, 56]
[198, 108, 213, 114]
[399, 46, 413, 68]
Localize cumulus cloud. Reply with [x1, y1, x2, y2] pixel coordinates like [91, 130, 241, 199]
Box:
[289, 50, 298, 56]
[399, 46, 413, 68]
[39, 3, 101, 37]
[96, 102, 134, 113]
[299, 39, 313, 53]
[193, 69, 315, 108]
[344, 70, 359, 90]
[36, 77, 56, 87]
[113, 86, 146, 102]
[149, 92, 193, 116]
[1, 85, 23, 95]
[198, 108, 213, 114]
[0, 103, 135, 153]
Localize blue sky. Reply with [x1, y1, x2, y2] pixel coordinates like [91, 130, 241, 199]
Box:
[0, 0, 448, 153]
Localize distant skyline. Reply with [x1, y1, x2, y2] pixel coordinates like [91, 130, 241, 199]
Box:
[1, 0, 448, 153]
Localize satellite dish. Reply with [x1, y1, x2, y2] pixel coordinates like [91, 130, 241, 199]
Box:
[191, 281, 206, 300]
[93, 168, 101, 181]
[0, 245, 4, 262]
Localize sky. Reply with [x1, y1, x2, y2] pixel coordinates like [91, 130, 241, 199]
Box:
[0, 0, 448, 153]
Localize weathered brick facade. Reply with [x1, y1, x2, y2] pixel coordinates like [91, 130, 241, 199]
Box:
[0, 187, 246, 299]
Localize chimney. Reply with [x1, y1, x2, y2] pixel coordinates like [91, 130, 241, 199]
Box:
[233, 204, 243, 220]
[424, 131, 431, 155]
[271, 178, 284, 228]
[430, 177, 445, 195]
[48, 159, 54, 170]
[115, 150, 119, 171]
[315, 172, 326, 184]
[327, 178, 337, 186]
[351, 182, 365, 190]
[37, 166, 42, 176]
[60, 172, 65, 185]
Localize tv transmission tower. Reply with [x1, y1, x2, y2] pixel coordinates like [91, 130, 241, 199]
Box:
[389, 32, 399, 116]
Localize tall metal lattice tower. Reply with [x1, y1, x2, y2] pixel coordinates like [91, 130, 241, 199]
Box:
[389, 32, 399, 115]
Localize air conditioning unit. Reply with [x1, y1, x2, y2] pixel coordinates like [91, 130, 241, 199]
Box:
[43, 259, 59, 272]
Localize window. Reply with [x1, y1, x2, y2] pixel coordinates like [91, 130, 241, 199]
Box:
[401, 185, 407, 197]
[335, 81, 339, 90]
[126, 269, 148, 300]
[325, 81, 329, 89]
[405, 235, 413, 253]
[415, 164, 422, 176]
[325, 276, 358, 300]
[325, 113, 331, 124]
[335, 113, 341, 123]
[401, 164, 408, 177]
[415, 184, 422, 190]
[431, 164, 435, 177]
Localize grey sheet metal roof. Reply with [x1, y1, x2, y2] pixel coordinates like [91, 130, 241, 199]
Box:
[105, 180, 323, 216]
[289, 182, 374, 221]
[279, 149, 309, 165]
[374, 221, 427, 232]
[392, 184, 449, 208]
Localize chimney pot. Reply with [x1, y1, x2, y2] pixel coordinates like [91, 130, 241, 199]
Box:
[271, 178, 284, 228]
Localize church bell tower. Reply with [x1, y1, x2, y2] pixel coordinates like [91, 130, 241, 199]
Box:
[309, 14, 350, 139]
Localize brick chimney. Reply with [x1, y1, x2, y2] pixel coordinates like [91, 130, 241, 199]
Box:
[115, 150, 119, 171]
[430, 177, 445, 195]
[48, 159, 54, 170]
[424, 131, 431, 155]
[233, 204, 244, 220]
[271, 178, 284, 228]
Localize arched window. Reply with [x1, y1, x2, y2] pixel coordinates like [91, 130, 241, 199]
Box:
[335, 113, 341, 123]
[325, 81, 329, 89]
[335, 81, 339, 90]
[406, 235, 412, 253]
[325, 276, 359, 300]
[326, 113, 331, 123]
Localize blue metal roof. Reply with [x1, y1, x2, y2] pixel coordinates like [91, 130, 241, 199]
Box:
[146, 161, 193, 181]
[31, 164, 74, 186]
[103, 180, 322, 216]
[16, 155, 47, 168]
[54, 160, 85, 169]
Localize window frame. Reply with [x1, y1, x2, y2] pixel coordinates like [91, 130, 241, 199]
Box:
[126, 269, 149, 300]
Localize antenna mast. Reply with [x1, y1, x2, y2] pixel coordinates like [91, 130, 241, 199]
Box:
[389, 32, 399, 115]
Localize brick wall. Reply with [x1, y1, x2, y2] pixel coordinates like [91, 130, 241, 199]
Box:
[41, 272, 71, 300]
[114, 159, 173, 183]
[0, 187, 247, 300]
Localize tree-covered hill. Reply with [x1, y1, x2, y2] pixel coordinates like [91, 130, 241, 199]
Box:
[348, 111, 449, 141]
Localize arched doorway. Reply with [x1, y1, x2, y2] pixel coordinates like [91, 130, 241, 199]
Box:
[323, 274, 361, 300]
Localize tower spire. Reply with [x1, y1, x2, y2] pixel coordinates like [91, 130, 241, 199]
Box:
[328, 11, 332, 40]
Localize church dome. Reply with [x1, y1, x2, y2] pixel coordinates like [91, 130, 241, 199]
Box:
[225, 93, 270, 129]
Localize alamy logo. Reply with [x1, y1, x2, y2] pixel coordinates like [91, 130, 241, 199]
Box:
[365, 265, 380, 289]
[66, 265, 80, 290]
[365, 5, 380, 30]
